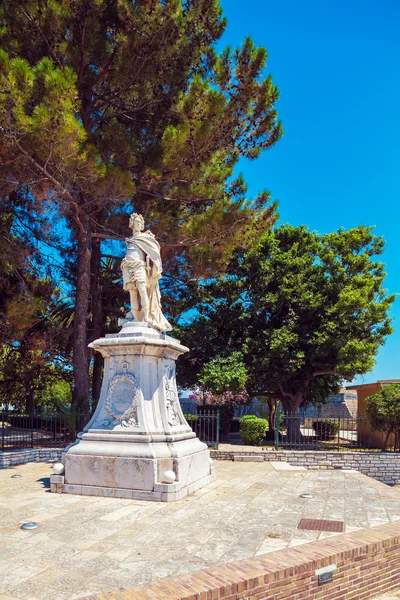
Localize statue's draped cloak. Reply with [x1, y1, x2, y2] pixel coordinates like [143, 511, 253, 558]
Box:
[123, 232, 172, 332]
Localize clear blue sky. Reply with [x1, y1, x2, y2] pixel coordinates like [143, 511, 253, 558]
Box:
[220, 0, 400, 384]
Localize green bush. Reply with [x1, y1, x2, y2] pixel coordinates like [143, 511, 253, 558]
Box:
[240, 415, 267, 445]
[184, 414, 198, 427]
[312, 419, 339, 440]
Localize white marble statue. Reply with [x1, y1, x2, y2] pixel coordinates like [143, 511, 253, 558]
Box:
[53, 212, 214, 502]
[121, 213, 172, 332]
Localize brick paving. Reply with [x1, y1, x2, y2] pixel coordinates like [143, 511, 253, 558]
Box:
[1, 460, 400, 599]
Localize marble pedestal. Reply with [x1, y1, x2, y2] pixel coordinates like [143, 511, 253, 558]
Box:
[51, 322, 214, 501]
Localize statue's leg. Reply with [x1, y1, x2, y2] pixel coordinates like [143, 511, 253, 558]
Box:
[137, 281, 151, 324]
[129, 287, 140, 322]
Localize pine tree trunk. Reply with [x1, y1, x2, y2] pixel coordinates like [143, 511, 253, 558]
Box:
[21, 342, 35, 414]
[25, 379, 35, 415]
[90, 237, 103, 407]
[72, 223, 91, 414]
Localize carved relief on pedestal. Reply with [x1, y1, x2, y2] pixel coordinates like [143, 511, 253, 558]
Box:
[98, 361, 140, 428]
[164, 364, 183, 426]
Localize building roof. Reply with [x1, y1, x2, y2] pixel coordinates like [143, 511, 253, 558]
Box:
[346, 379, 400, 390]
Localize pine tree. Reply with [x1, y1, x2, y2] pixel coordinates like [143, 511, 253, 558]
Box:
[0, 1, 282, 409]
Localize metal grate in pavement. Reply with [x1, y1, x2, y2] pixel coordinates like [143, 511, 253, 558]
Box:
[297, 518, 344, 532]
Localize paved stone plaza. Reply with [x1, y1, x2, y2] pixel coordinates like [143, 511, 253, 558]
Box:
[2, 461, 400, 600]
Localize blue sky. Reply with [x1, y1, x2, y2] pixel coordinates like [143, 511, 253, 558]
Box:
[219, 0, 400, 383]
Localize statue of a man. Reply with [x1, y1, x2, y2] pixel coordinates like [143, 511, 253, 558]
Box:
[121, 213, 172, 332]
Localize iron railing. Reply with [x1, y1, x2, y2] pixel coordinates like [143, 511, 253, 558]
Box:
[1, 409, 219, 451]
[1, 411, 91, 451]
[274, 409, 395, 452]
[184, 410, 220, 448]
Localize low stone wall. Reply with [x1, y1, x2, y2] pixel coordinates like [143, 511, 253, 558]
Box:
[2, 447, 400, 485]
[211, 449, 400, 484]
[84, 520, 400, 600]
[0, 448, 62, 468]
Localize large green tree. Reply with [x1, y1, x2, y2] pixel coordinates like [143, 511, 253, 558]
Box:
[179, 225, 395, 439]
[0, 0, 282, 410]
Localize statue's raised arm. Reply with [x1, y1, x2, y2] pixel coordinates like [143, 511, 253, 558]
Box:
[121, 213, 172, 332]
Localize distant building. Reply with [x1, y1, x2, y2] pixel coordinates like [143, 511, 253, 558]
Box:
[299, 389, 358, 419]
[346, 379, 400, 449]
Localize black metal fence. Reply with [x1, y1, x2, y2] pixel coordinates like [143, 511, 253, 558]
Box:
[1, 409, 220, 451]
[1, 411, 91, 451]
[184, 410, 220, 448]
[7, 407, 390, 453]
[274, 410, 393, 452]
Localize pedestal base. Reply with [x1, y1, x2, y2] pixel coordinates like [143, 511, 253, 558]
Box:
[51, 470, 214, 502]
[54, 435, 214, 502]
[52, 323, 214, 502]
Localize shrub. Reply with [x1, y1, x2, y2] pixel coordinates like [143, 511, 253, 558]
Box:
[184, 414, 198, 427]
[312, 419, 339, 440]
[240, 415, 267, 445]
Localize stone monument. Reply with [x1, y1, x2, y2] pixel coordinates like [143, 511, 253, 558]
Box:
[50, 213, 213, 501]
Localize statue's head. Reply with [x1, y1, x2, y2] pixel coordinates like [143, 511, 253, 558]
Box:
[129, 212, 145, 233]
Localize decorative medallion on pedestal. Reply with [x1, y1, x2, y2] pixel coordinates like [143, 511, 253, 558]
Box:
[51, 213, 214, 502]
[104, 362, 140, 428]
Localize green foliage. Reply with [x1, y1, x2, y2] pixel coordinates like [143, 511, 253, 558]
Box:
[199, 352, 247, 394]
[243, 225, 394, 402]
[39, 379, 72, 410]
[366, 385, 400, 446]
[183, 414, 199, 421]
[0, 0, 282, 269]
[240, 415, 267, 445]
[179, 224, 395, 419]
[0, 194, 72, 412]
[312, 420, 339, 441]
[0, 0, 282, 408]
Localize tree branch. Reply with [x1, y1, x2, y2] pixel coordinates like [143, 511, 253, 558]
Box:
[13, 140, 86, 236]
[20, 8, 62, 67]
[91, 232, 124, 241]
[78, 18, 87, 85]
[312, 370, 348, 379]
[278, 383, 294, 400]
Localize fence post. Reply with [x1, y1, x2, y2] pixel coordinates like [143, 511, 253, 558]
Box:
[274, 407, 281, 450]
[30, 412, 34, 448]
[338, 417, 341, 451]
[1, 409, 4, 452]
[216, 409, 220, 449]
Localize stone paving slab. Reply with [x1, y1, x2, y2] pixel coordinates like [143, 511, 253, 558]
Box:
[1, 461, 400, 600]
